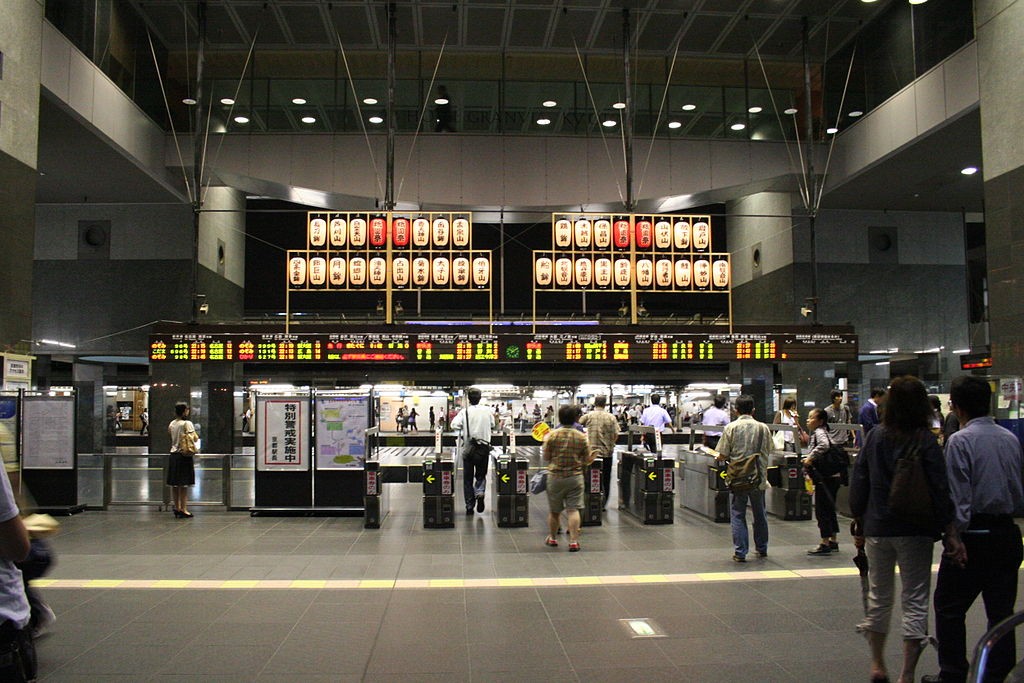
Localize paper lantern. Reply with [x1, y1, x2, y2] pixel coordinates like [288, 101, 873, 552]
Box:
[555, 258, 573, 286]
[392, 217, 410, 246]
[594, 258, 612, 286]
[655, 259, 673, 287]
[392, 257, 409, 286]
[574, 258, 592, 286]
[329, 257, 346, 286]
[675, 259, 692, 287]
[713, 258, 730, 289]
[554, 219, 572, 248]
[614, 258, 631, 287]
[636, 258, 653, 287]
[472, 257, 490, 286]
[574, 219, 592, 248]
[655, 220, 671, 249]
[432, 217, 450, 247]
[673, 220, 691, 249]
[692, 220, 710, 250]
[309, 256, 327, 285]
[329, 218, 346, 247]
[412, 218, 430, 247]
[412, 257, 430, 285]
[369, 217, 387, 247]
[452, 257, 470, 286]
[369, 256, 387, 285]
[432, 257, 450, 285]
[452, 217, 470, 247]
[613, 219, 631, 248]
[309, 218, 327, 247]
[594, 219, 611, 248]
[349, 257, 367, 285]
[349, 217, 367, 247]
[635, 219, 653, 249]
[289, 257, 307, 286]
[693, 258, 711, 288]
[535, 257, 553, 286]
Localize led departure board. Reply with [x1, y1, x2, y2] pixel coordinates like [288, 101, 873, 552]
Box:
[150, 331, 856, 363]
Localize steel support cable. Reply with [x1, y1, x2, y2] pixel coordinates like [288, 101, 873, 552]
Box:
[572, 37, 626, 208]
[814, 44, 857, 213]
[146, 29, 193, 204]
[335, 31, 385, 202]
[396, 33, 449, 206]
[635, 36, 681, 201]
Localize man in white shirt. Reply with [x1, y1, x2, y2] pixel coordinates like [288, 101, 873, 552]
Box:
[0, 464, 33, 680]
[450, 387, 495, 515]
[640, 394, 673, 452]
[701, 396, 730, 449]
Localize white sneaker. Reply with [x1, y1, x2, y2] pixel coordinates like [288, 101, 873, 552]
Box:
[32, 604, 55, 638]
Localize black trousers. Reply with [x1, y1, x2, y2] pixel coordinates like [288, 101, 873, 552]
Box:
[0, 620, 35, 682]
[462, 454, 489, 509]
[812, 475, 841, 539]
[934, 524, 1023, 683]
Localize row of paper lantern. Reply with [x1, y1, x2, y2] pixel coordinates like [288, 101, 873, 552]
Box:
[307, 216, 472, 249]
[534, 256, 730, 289]
[289, 255, 490, 287]
[552, 217, 711, 250]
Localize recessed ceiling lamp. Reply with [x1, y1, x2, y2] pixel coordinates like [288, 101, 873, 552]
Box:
[182, 97, 197, 105]
[292, 97, 307, 105]
[603, 119, 617, 127]
[233, 115, 250, 124]
[542, 100, 557, 107]
[369, 116, 383, 124]
[668, 121, 682, 129]
[909, 0, 927, 4]
[826, 127, 839, 134]
[536, 118, 551, 125]
[682, 104, 696, 111]
[220, 98, 235, 105]
[730, 123, 746, 131]
[860, 0, 878, 3]
[748, 106, 763, 114]
[961, 166, 979, 175]
[612, 102, 626, 110]
[784, 107, 798, 115]
[362, 97, 377, 105]
[301, 116, 316, 124]
[849, 110, 864, 117]
[434, 98, 449, 105]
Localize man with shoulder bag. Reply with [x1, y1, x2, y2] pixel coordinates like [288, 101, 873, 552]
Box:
[450, 387, 495, 516]
[715, 395, 772, 563]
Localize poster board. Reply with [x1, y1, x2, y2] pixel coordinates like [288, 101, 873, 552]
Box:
[256, 396, 310, 472]
[315, 395, 369, 470]
[21, 394, 75, 470]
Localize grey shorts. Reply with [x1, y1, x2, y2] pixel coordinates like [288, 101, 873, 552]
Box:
[546, 473, 584, 514]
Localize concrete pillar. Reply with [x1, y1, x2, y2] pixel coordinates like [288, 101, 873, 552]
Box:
[149, 364, 199, 454]
[72, 363, 104, 454]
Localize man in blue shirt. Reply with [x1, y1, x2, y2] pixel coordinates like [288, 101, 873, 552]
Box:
[922, 376, 1024, 683]
[858, 388, 884, 435]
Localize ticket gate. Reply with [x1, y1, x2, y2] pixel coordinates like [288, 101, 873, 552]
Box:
[423, 458, 456, 528]
[765, 455, 812, 521]
[363, 461, 388, 528]
[618, 449, 674, 524]
[580, 458, 603, 527]
[493, 455, 529, 527]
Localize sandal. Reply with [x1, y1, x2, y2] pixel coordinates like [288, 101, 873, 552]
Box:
[545, 537, 558, 547]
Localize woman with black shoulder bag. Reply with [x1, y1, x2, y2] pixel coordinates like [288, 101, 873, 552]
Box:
[803, 407, 843, 555]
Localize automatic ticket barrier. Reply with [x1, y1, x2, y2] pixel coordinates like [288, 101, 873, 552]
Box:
[363, 461, 389, 529]
[493, 455, 529, 527]
[618, 448, 674, 524]
[423, 458, 456, 528]
[765, 454, 812, 521]
[580, 458, 603, 527]
[680, 449, 730, 523]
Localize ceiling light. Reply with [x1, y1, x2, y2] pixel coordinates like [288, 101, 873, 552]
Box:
[748, 106, 763, 114]
[368, 116, 384, 124]
[301, 116, 316, 124]
[220, 98, 235, 105]
[292, 97, 307, 105]
[603, 120, 617, 127]
[730, 123, 746, 131]
[961, 166, 979, 175]
[668, 121, 682, 129]
[849, 110, 864, 117]
[826, 127, 839, 134]
[861, 0, 878, 3]
[182, 97, 197, 105]
[909, 0, 928, 4]
[434, 98, 449, 105]
[612, 102, 626, 110]
[362, 97, 376, 105]
[784, 107, 798, 115]
[233, 115, 250, 124]
[682, 104, 696, 111]
[542, 100, 557, 107]
[536, 118, 551, 125]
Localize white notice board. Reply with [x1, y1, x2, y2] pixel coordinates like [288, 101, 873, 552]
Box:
[315, 395, 369, 469]
[257, 397, 310, 472]
[21, 395, 75, 470]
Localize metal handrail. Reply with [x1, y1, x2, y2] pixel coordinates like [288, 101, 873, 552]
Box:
[968, 609, 1024, 683]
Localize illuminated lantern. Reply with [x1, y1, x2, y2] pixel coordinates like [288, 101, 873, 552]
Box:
[289, 256, 307, 286]
[635, 219, 653, 249]
[473, 257, 490, 286]
[349, 257, 366, 285]
[432, 257, 450, 285]
[412, 257, 430, 285]
[693, 258, 711, 288]
[654, 220, 671, 249]
[392, 257, 410, 286]
[554, 219, 572, 248]
[309, 256, 327, 285]
[309, 218, 327, 247]
[594, 258, 612, 286]
[452, 217, 470, 247]
[452, 257, 470, 286]
[369, 256, 387, 285]
[674, 220, 691, 249]
[636, 258, 653, 287]
[712, 258, 730, 289]
[594, 219, 611, 248]
[655, 259, 673, 287]
[675, 259, 692, 287]
[412, 218, 430, 246]
[535, 257, 553, 286]
[613, 218, 631, 248]
[392, 217, 410, 246]
[574, 258, 592, 286]
[369, 217, 387, 246]
[614, 258, 631, 287]
[329, 257, 346, 286]
[349, 217, 367, 247]
[574, 219, 592, 248]
[555, 258, 573, 286]
[692, 220, 710, 250]
[432, 217, 450, 247]
[329, 218, 346, 247]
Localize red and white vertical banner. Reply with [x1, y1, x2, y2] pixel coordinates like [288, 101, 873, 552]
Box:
[257, 397, 310, 472]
